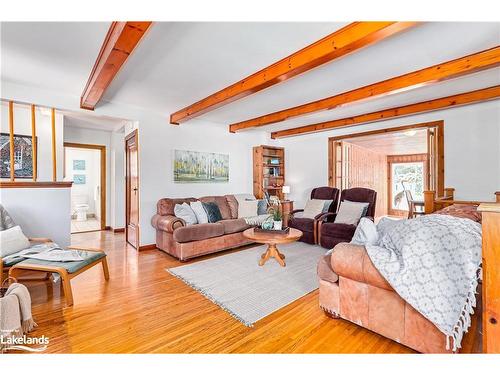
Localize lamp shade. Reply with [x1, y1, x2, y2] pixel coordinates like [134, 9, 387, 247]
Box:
[282, 185, 290, 194]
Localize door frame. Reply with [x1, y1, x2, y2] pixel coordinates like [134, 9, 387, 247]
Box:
[64, 142, 106, 230]
[328, 120, 445, 196]
[125, 129, 140, 249]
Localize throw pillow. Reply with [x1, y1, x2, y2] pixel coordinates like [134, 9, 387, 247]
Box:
[202, 202, 223, 223]
[377, 216, 404, 239]
[334, 201, 369, 225]
[257, 199, 268, 215]
[302, 199, 330, 219]
[0, 204, 16, 231]
[174, 203, 198, 226]
[350, 217, 379, 246]
[190, 201, 209, 224]
[345, 200, 369, 217]
[238, 200, 259, 218]
[0, 225, 30, 257]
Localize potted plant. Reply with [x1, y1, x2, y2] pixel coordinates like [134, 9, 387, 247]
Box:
[267, 204, 283, 230]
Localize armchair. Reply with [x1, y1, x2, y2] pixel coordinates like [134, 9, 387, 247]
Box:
[318, 187, 377, 249]
[288, 187, 340, 244]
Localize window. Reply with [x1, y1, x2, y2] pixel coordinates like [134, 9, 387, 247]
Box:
[391, 162, 424, 211]
[14, 150, 23, 168]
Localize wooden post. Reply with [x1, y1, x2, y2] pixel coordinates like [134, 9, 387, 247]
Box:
[478, 203, 500, 353]
[444, 187, 455, 199]
[495, 191, 500, 203]
[8, 101, 15, 181]
[51, 108, 56, 182]
[423, 190, 435, 214]
[31, 104, 37, 181]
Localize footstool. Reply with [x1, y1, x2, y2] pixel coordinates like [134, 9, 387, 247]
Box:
[8, 246, 109, 306]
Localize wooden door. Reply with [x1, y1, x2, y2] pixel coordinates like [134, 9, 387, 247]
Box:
[125, 130, 139, 249]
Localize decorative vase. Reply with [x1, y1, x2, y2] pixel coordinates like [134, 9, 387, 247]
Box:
[274, 220, 283, 230]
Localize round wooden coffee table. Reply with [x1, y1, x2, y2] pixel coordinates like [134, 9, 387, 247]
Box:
[243, 228, 303, 267]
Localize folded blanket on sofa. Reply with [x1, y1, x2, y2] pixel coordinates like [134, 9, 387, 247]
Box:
[365, 214, 482, 351]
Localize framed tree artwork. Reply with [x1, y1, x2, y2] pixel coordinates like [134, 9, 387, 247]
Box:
[0, 133, 37, 179]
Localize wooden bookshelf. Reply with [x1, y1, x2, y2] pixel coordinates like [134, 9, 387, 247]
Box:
[253, 145, 285, 200]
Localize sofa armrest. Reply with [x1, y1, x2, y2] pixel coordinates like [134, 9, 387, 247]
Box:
[151, 214, 186, 233]
[316, 212, 337, 222]
[331, 243, 392, 291]
[29, 237, 53, 244]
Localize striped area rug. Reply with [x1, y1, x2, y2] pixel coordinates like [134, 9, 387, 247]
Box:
[167, 242, 326, 327]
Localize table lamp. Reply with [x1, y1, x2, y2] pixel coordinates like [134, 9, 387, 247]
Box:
[282, 185, 290, 201]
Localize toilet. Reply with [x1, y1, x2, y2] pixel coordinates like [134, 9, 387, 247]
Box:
[75, 203, 90, 221]
[73, 195, 90, 221]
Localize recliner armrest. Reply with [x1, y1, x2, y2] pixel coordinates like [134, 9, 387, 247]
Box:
[290, 209, 304, 215]
[316, 212, 337, 222]
[151, 214, 186, 233]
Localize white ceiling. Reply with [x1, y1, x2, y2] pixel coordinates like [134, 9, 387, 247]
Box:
[346, 128, 427, 155]
[1, 22, 500, 135]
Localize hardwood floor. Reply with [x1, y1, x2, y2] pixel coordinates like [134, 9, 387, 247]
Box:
[17, 231, 479, 353]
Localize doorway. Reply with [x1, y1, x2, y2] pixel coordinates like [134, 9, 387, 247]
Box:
[328, 120, 444, 219]
[125, 130, 139, 249]
[64, 142, 106, 233]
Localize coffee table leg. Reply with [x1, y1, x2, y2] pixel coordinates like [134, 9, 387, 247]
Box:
[259, 243, 286, 267]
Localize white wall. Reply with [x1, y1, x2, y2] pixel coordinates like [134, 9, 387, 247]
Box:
[4, 81, 498, 247]
[64, 147, 101, 216]
[277, 100, 500, 208]
[0, 187, 71, 247]
[0, 102, 64, 181]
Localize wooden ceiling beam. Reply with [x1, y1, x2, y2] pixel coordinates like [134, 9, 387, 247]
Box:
[80, 21, 152, 110]
[170, 22, 418, 124]
[231, 46, 500, 132]
[270, 85, 500, 139]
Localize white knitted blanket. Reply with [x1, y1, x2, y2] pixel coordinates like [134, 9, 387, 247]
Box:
[366, 214, 482, 351]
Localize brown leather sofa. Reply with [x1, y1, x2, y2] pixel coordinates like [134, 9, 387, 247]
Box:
[151, 195, 253, 261]
[317, 242, 452, 353]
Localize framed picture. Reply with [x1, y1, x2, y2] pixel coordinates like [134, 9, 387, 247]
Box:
[0, 133, 37, 179]
[73, 160, 86, 170]
[174, 150, 229, 183]
[73, 174, 86, 185]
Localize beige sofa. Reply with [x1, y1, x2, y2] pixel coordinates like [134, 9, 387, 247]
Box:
[151, 195, 255, 261]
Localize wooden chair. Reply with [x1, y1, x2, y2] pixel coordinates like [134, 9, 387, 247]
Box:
[404, 189, 425, 219]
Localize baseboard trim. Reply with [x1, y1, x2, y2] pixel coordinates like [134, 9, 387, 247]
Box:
[112, 227, 125, 233]
[139, 244, 157, 251]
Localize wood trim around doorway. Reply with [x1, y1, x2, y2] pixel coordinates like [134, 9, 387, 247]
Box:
[64, 142, 106, 230]
[125, 129, 140, 249]
[328, 120, 445, 196]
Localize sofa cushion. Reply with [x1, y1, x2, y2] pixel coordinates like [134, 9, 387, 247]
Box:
[334, 201, 369, 225]
[321, 222, 357, 240]
[199, 196, 232, 220]
[219, 218, 251, 234]
[190, 201, 209, 224]
[225, 195, 239, 219]
[157, 198, 197, 216]
[173, 223, 224, 243]
[202, 202, 223, 223]
[238, 200, 258, 218]
[174, 203, 198, 225]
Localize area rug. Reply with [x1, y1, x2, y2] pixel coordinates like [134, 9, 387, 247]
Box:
[167, 242, 326, 327]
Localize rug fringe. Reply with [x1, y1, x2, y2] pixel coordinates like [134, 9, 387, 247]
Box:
[167, 269, 255, 327]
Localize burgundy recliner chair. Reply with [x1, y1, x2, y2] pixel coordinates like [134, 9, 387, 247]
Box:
[288, 187, 340, 244]
[318, 187, 377, 249]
